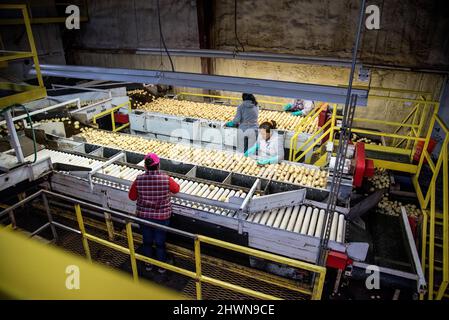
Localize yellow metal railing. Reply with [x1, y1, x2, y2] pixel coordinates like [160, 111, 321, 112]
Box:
[288, 103, 331, 161]
[412, 114, 449, 300]
[0, 189, 326, 300]
[92, 101, 131, 132]
[0, 4, 46, 108]
[288, 88, 439, 172]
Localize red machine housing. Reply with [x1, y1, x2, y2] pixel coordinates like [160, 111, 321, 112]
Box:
[353, 142, 375, 187]
[114, 113, 129, 125]
[326, 251, 352, 270]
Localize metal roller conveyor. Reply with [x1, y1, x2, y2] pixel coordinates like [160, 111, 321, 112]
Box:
[32, 147, 357, 264]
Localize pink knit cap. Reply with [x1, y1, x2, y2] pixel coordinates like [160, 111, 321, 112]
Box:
[144, 153, 160, 167]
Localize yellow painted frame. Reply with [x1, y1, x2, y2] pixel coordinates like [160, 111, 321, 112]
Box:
[0, 189, 326, 300]
[92, 101, 131, 132]
[0, 4, 46, 108]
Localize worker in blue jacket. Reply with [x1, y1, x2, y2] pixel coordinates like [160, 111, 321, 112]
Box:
[225, 93, 259, 153]
[283, 99, 315, 116]
[244, 120, 284, 165]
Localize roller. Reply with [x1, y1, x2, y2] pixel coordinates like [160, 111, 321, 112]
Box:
[286, 206, 300, 232]
[212, 188, 225, 200]
[273, 208, 286, 229]
[206, 186, 220, 199]
[329, 212, 339, 241]
[266, 209, 279, 227]
[226, 190, 236, 201]
[182, 181, 194, 193]
[179, 180, 190, 190]
[253, 211, 264, 224]
[195, 184, 209, 197]
[336, 214, 345, 243]
[247, 213, 256, 222]
[307, 208, 319, 236]
[227, 211, 236, 218]
[259, 210, 271, 225]
[300, 207, 313, 234]
[314, 209, 326, 238]
[123, 169, 138, 180]
[201, 186, 214, 198]
[191, 183, 204, 196]
[280, 206, 293, 230]
[293, 205, 307, 233]
[184, 182, 198, 194]
[219, 189, 231, 201]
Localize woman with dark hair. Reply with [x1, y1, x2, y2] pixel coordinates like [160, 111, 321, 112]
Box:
[225, 93, 259, 153]
[244, 120, 284, 165]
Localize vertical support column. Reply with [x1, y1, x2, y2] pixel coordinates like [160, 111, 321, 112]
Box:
[436, 142, 448, 300]
[42, 193, 58, 241]
[194, 237, 202, 300]
[428, 183, 435, 300]
[311, 270, 326, 300]
[4, 109, 25, 163]
[126, 222, 139, 283]
[21, 5, 44, 88]
[74, 203, 92, 262]
[102, 194, 115, 241]
[196, 0, 215, 87]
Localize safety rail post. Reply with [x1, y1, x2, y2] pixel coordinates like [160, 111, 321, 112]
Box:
[289, 103, 328, 161]
[41, 193, 58, 241]
[125, 222, 139, 283]
[329, 103, 337, 144]
[1, 189, 327, 300]
[311, 269, 326, 300]
[428, 182, 436, 300]
[420, 209, 428, 301]
[296, 127, 332, 163]
[74, 204, 92, 262]
[194, 237, 203, 300]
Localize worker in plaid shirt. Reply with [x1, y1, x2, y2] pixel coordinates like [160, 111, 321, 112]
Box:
[128, 152, 180, 273]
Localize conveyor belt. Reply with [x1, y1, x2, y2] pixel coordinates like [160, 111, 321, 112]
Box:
[27, 148, 346, 244]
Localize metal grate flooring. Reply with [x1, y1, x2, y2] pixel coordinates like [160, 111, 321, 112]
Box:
[13, 205, 310, 300]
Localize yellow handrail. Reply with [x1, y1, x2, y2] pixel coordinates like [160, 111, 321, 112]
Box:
[289, 103, 328, 161]
[293, 120, 331, 162]
[0, 189, 326, 300]
[92, 101, 131, 132]
[412, 113, 449, 299]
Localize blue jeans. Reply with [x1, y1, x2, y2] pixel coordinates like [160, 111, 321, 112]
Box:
[140, 218, 170, 263]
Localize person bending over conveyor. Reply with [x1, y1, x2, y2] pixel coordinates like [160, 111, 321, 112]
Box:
[225, 93, 259, 153]
[128, 153, 180, 274]
[244, 120, 284, 165]
[283, 99, 315, 116]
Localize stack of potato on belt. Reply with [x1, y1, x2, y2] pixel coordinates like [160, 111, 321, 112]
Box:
[79, 128, 328, 189]
[127, 89, 155, 109]
[134, 98, 319, 134]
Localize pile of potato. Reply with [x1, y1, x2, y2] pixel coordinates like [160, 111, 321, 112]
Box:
[0, 122, 25, 136]
[134, 98, 319, 133]
[79, 128, 328, 189]
[377, 196, 421, 218]
[368, 168, 390, 191]
[351, 133, 382, 145]
[128, 89, 155, 108]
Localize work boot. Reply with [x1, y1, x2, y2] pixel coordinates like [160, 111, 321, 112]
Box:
[145, 263, 153, 271]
